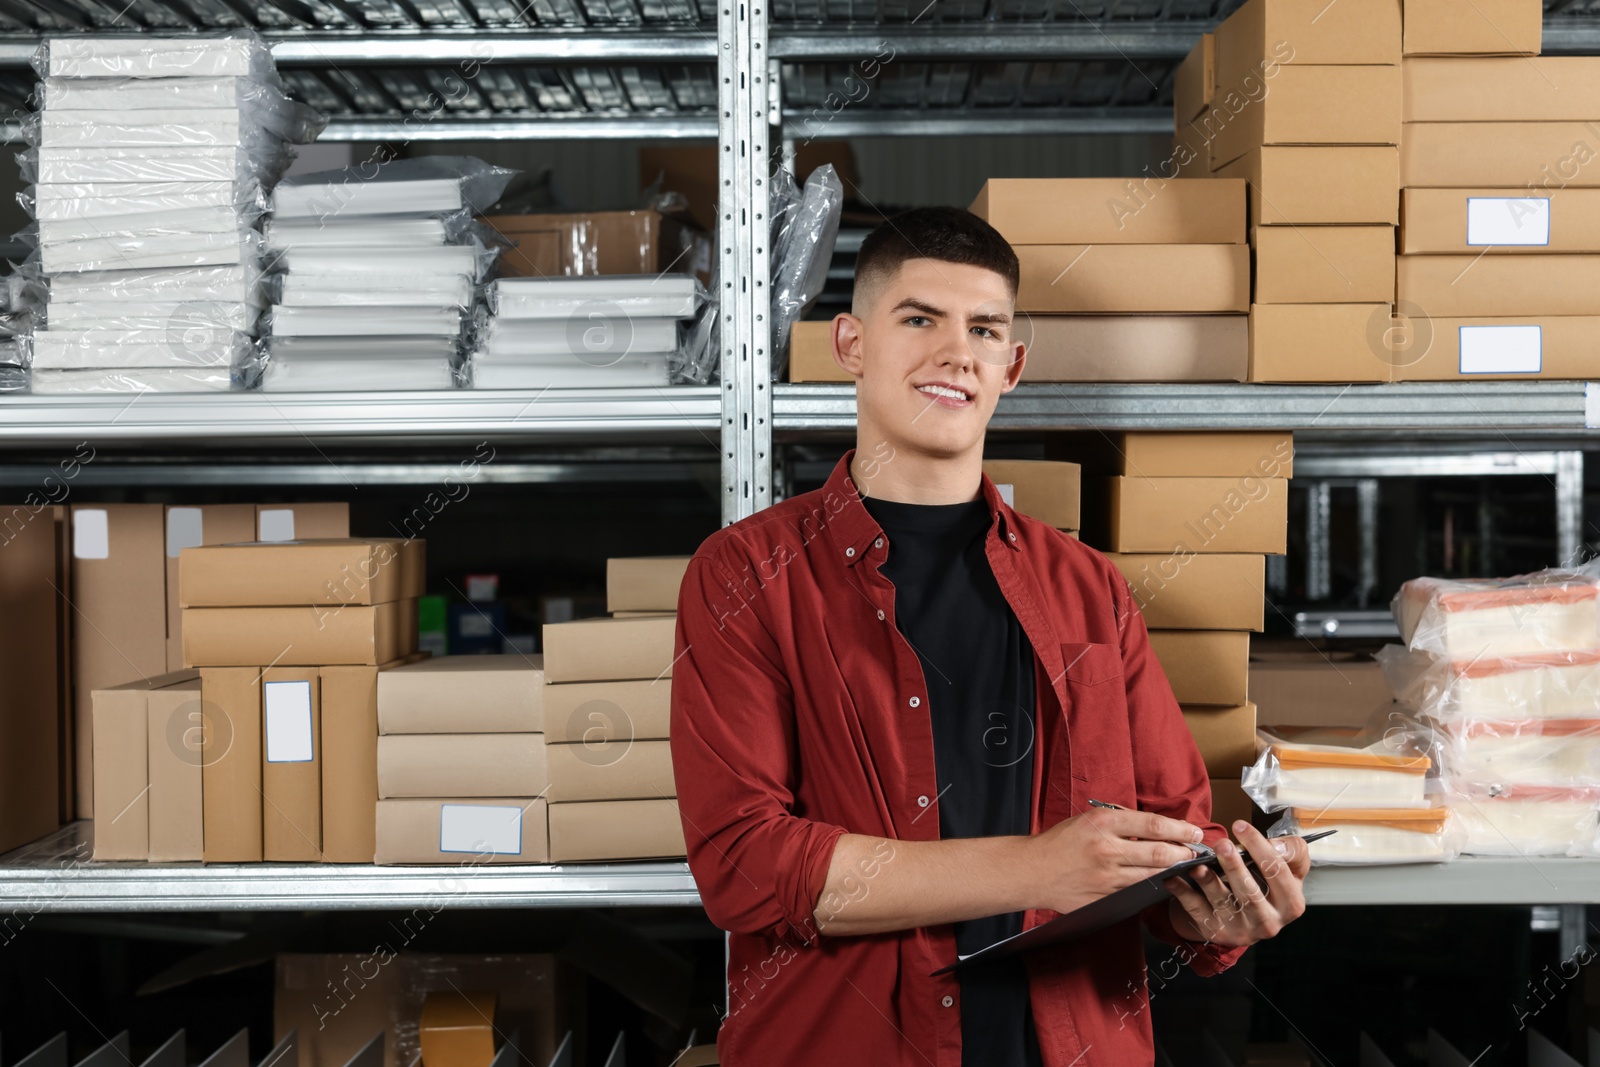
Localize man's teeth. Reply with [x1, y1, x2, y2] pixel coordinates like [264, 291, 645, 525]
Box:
[918, 385, 969, 401]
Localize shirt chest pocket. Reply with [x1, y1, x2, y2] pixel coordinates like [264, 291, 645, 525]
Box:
[1060, 641, 1135, 782]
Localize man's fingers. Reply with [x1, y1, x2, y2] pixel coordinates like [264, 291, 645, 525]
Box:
[1090, 806, 1204, 844]
[1235, 824, 1309, 905]
[1113, 838, 1205, 870]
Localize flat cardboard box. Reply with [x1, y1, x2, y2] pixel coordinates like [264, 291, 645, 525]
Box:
[1248, 650, 1391, 727]
[788, 320, 842, 382]
[547, 739, 675, 802]
[1401, 188, 1600, 253]
[1015, 245, 1249, 314]
[262, 667, 321, 861]
[146, 675, 203, 862]
[255, 503, 349, 542]
[1210, 778, 1255, 831]
[1252, 225, 1396, 304]
[1402, 0, 1542, 56]
[419, 991, 496, 1067]
[544, 678, 672, 743]
[1015, 314, 1247, 383]
[1398, 254, 1600, 317]
[1400, 123, 1600, 188]
[1249, 303, 1393, 383]
[1214, 147, 1399, 225]
[980, 460, 1081, 530]
[163, 504, 254, 672]
[481, 209, 704, 281]
[1172, 123, 1211, 179]
[1387, 317, 1600, 380]
[93, 672, 196, 861]
[0, 507, 62, 854]
[374, 798, 549, 864]
[200, 667, 263, 861]
[1174, 33, 1214, 125]
[547, 798, 687, 862]
[970, 178, 1246, 245]
[1107, 553, 1265, 631]
[377, 733, 548, 799]
[379, 654, 544, 734]
[70, 503, 168, 817]
[1084, 477, 1288, 555]
[541, 615, 677, 684]
[1148, 630, 1251, 706]
[1048, 431, 1294, 479]
[606, 556, 691, 614]
[1182, 702, 1259, 777]
[181, 539, 413, 607]
[1214, 0, 1401, 75]
[1209, 66, 1402, 171]
[1405, 58, 1600, 122]
[183, 598, 415, 667]
[321, 657, 414, 863]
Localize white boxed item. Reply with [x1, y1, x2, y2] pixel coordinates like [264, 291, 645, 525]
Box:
[41, 35, 269, 79]
[1441, 718, 1600, 789]
[38, 205, 249, 242]
[30, 146, 269, 184]
[1447, 786, 1600, 857]
[277, 244, 489, 278]
[32, 328, 242, 368]
[48, 263, 264, 304]
[276, 276, 472, 308]
[478, 316, 680, 359]
[29, 367, 233, 393]
[1377, 644, 1600, 721]
[30, 180, 260, 218]
[44, 75, 283, 111]
[1392, 566, 1600, 659]
[46, 299, 259, 331]
[1269, 807, 1459, 865]
[266, 306, 463, 338]
[264, 217, 449, 249]
[471, 353, 671, 389]
[259, 351, 455, 392]
[491, 275, 701, 320]
[270, 157, 513, 219]
[39, 230, 256, 273]
[1242, 723, 1435, 811]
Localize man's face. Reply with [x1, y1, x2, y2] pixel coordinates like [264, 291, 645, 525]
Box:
[834, 257, 1026, 460]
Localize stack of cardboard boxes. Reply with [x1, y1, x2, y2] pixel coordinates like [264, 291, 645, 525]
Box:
[980, 459, 1079, 537]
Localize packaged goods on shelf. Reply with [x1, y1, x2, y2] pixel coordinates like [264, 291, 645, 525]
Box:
[543, 678, 671, 743]
[1248, 303, 1393, 383]
[605, 556, 689, 614]
[1183, 703, 1259, 778]
[376, 733, 548, 799]
[1147, 630, 1250, 705]
[1243, 723, 1436, 811]
[1207, 65, 1403, 171]
[1402, 0, 1541, 56]
[1173, 34, 1213, 127]
[1435, 718, 1600, 791]
[1403, 57, 1600, 122]
[1378, 644, 1600, 721]
[1014, 244, 1250, 314]
[1212, 0, 1401, 70]
[547, 798, 686, 862]
[1081, 475, 1288, 554]
[1269, 806, 1460, 864]
[1213, 147, 1400, 226]
[979, 460, 1080, 533]
[1400, 188, 1600, 254]
[261, 666, 321, 861]
[0, 502, 64, 850]
[1249, 649, 1393, 728]
[1446, 786, 1600, 857]
[1392, 566, 1600, 659]
[1052, 429, 1294, 478]
[255, 502, 349, 541]
[260, 339, 459, 391]
[547, 739, 674, 802]
[769, 163, 843, 381]
[969, 177, 1246, 245]
[1251, 226, 1397, 305]
[541, 615, 676, 684]
[1108, 554, 1265, 631]
[378, 654, 544, 734]
[482, 208, 709, 280]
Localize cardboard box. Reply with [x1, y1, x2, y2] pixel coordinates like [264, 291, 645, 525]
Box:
[1214, 147, 1399, 225]
[379, 654, 544, 734]
[1404, 58, 1600, 123]
[1249, 303, 1393, 383]
[639, 144, 719, 231]
[201, 667, 262, 862]
[183, 598, 416, 667]
[547, 739, 675, 802]
[1108, 553, 1265, 631]
[0, 506, 62, 854]
[1398, 253, 1600, 317]
[1172, 122, 1211, 179]
[1049, 431, 1294, 479]
[374, 798, 549, 864]
[544, 678, 672, 743]
[1214, 0, 1401, 74]
[1248, 650, 1391, 727]
[1182, 702, 1259, 777]
[146, 675, 203, 861]
[54, 506, 72, 825]
[788, 320, 842, 382]
[1400, 123, 1600, 188]
[1388, 316, 1600, 380]
[980, 460, 1080, 531]
[262, 667, 321, 861]
[1402, 0, 1541, 56]
[93, 674, 192, 860]
[1148, 630, 1251, 706]
[541, 615, 677, 684]
[321, 656, 419, 863]
[547, 798, 687, 862]
[1174, 33, 1214, 125]
[1015, 244, 1249, 313]
[163, 504, 255, 672]
[256, 503, 349, 542]
[1252, 225, 1396, 304]
[606, 556, 691, 614]
[419, 991, 495, 1067]
[1400, 188, 1600, 253]
[1209, 66, 1402, 171]
[377, 733, 548, 799]
[181, 538, 414, 608]
[1084, 477, 1288, 555]
[971, 178, 1246, 245]
[70, 503, 167, 817]
[1016, 315, 1247, 383]
[1210, 777, 1255, 831]
[481, 209, 698, 279]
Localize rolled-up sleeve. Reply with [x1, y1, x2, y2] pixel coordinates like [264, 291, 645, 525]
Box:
[670, 550, 849, 946]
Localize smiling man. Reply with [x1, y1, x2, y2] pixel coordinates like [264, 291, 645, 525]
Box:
[670, 206, 1311, 1066]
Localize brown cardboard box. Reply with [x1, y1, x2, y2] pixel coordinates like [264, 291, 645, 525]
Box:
[1172, 122, 1211, 179]
[256, 503, 350, 542]
[1214, 147, 1400, 225]
[1108, 553, 1265, 631]
[677, 1047, 719, 1067]
[1210, 778, 1256, 830]
[146, 675, 203, 861]
[1050, 431, 1294, 479]
[1209, 66, 1402, 171]
[1174, 33, 1214, 125]
[1252, 225, 1396, 304]
[262, 667, 321, 861]
[0, 506, 62, 854]
[1016, 314, 1248, 383]
[419, 991, 495, 1067]
[1404, 58, 1600, 122]
[1248, 650, 1391, 727]
[1084, 477, 1289, 555]
[71, 503, 167, 817]
[379, 654, 544, 734]
[1402, 0, 1542, 56]
[184, 598, 415, 667]
[606, 556, 690, 614]
[321, 657, 415, 863]
[93, 674, 185, 860]
[400, 537, 426, 599]
[1148, 630, 1251, 706]
[971, 178, 1246, 245]
[181, 539, 413, 608]
[377, 733, 548, 799]
[1398, 254, 1600, 317]
[1400, 188, 1600, 253]
[789, 320, 842, 382]
[1214, 0, 1401, 73]
[1182, 702, 1258, 777]
[1389, 316, 1600, 380]
[1400, 123, 1600, 188]
[639, 144, 719, 232]
[1015, 245, 1250, 313]
[544, 678, 672, 743]
[201, 666, 262, 862]
[164, 504, 255, 672]
[481, 210, 697, 279]
[547, 739, 675, 802]
[541, 615, 677, 684]
[374, 798, 549, 864]
[980, 460, 1080, 531]
[1249, 303, 1393, 383]
[547, 798, 687, 862]
[54, 506, 72, 824]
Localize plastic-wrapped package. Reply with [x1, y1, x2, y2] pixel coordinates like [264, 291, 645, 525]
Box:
[769, 163, 843, 379]
[29, 366, 235, 392]
[478, 315, 679, 360]
[36, 34, 272, 79]
[1268, 807, 1460, 865]
[46, 262, 264, 304]
[271, 156, 517, 219]
[33, 327, 249, 368]
[45, 75, 292, 111]
[671, 250, 720, 385]
[39, 229, 258, 273]
[25, 146, 290, 185]
[26, 180, 265, 219]
[264, 215, 457, 250]
[1392, 564, 1600, 659]
[470, 352, 672, 388]
[277, 241, 496, 282]
[265, 305, 464, 338]
[1440, 718, 1600, 789]
[47, 299, 259, 330]
[260, 349, 456, 391]
[1377, 643, 1600, 722]
[1447, 785, 1600, 857]
[273, 277, 473, 308]
[37, 204, 255, 242]
[1242, 722, 1436, 811]
[490, 274, 703, 320]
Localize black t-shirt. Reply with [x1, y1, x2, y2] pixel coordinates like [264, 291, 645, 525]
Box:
[861, 493, 1043, 1067]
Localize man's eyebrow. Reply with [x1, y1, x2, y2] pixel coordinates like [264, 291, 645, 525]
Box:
[890, 298, 946, 317]
[969, 311, 1011, 325]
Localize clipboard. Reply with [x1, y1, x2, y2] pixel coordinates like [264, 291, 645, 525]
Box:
[930, 830, 1335, 976]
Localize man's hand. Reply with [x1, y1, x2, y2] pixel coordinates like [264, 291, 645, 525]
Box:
[1164, 820, 1311, 948]
[1031, 807, 1208, 916]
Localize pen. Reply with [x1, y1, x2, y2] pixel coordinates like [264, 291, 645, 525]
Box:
[1087, 800, 1339, 848]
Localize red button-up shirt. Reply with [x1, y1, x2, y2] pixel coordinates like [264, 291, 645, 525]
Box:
[671, 448, 1246, 1066]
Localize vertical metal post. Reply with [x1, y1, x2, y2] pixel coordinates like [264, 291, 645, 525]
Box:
[1356, 478, 1379, 609]
[1306, 481, 1331, 601]
[1556, 450, 1585, 566]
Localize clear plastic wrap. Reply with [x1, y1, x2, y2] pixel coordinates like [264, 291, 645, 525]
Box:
[1377, 643, 1600, 722]
[28, 366, 235, 392]
[489, 274, 703, 320]
[31, 96, 322, 147]
[671, 251, 720, 385]
[32, 327, 250, 368]
[1392, 562, 1600, 659]
[263, 214, 466, 250]
[46, 299, 260, 331]
[264, 305, 464, 338]
[769, 163, 843, 379]
[36, 34, 273, 80]
[1242, 721, 1436, 812]
[35, 205, 257, 243]
[23, 145, 288, 185]
[1440, 718, 1600, 790]
[272, 275, 473, 308]
[470, 351, 671, 388]
[1268, 807, 1460, 865]
[1447, 785, 1600, 857]
[38, 228, 258, 273]
[260, 350, 455, 391]
[25, 180, 265, 220]
[277, 240, 496, 282]
[477, 314, 679, 360]
[271, 156, 518, 220]
[45, 75, 286, 111]
[44, 262, 263, 304]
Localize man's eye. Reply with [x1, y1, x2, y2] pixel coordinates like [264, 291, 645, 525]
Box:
[905, 316, 930, 326]
[972, 327, 996, 339]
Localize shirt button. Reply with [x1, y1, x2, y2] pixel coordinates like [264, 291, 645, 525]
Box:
[877, 609, 885, 620]
[874, 537, 883, 548]
[909, 696, 920, 708]
[845, 546, 855, 558]
[941, 995, 954, 1008]
[1008, 532, 1017, 541]
[917, 795, 930, 808]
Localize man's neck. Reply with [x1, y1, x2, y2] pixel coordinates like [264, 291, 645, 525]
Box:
[849, 437, 984, 506]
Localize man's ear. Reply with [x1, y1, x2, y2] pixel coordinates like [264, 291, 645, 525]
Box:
[833, 313, 866, 380]
[998, 338, 1026, 393]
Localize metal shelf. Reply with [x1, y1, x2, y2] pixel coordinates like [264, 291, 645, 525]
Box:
[1304, 859, 1600, 907]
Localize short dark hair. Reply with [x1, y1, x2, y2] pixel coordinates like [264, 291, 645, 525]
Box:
[853, 206, 1019, 314]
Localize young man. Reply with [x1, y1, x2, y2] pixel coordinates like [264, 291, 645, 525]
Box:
[670, 206, 1311, 1066]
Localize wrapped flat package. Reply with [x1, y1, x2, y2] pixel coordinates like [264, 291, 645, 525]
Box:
[39, 229, 256, 273]
[1379, 644, 1600, 721]
[270, 156, 515, 219]
[278, 243, 494, 280]
[27, 146, 284, 184]
[38, 204, 251, 242]
[1271, 807, 1459, 865]
[264, 216, 450, 250]
[1448, 785, 1600, 857]
[29, 366, 233, 392]
[490, 274, 702, 320]
[478, 315, 679, 360]
[1393, 567, 1600, 659]
[260, 349, 455, 391]
[1242, 723, 1435, 811]
[1442, 718, 1600, 789]
[274, 277, 473, 307]
[32, 327, 246, 368]
[46, 263, 264, 304]
[39, 35, 271, 79]
[44, 75, 289, 111]
[46, 299, 259, 330]
[266, 305, 463, 338]
[29, 180, 263, 219]
[470, 352, 671, 389]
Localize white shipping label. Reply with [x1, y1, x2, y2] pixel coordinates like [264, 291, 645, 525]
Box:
[997, 483, 1015, 508]
[439, 803, 523, 854]
[258, 508, 296, 542]
[1459, 325, 1542, 375]
[73, 509, 109, 559]
[166, 507, 203, 558]
[1466, 197, 1550, 246]
[263, 680, 314, 763]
